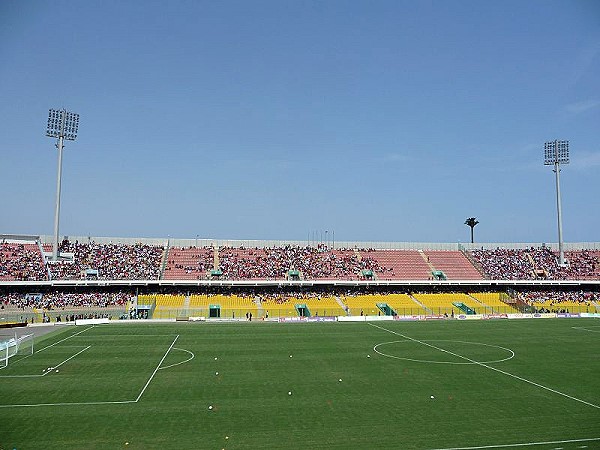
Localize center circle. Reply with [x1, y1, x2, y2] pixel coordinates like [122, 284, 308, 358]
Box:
[373, 339, 514, 365]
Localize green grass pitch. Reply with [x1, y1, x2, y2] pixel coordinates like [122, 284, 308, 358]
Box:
[0, 319, 599, 449]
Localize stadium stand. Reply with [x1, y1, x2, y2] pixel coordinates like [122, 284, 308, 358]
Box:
[1, 284, 597, 321]
[412, 292, 485, 316]
[470, 248, 532, 279]
[217, 246, 385, 280]
[363, 250, 431, 280]
[341, 293, 427, 316]
[515, 290, 599, 313]
[0, 243, 47, 281]
[3, 237, 599, 282]
[163, 246, 214, 280]
[469, 292, 519, 313]
[562, 250, 600, 279]
[470, 247, 600, 280]
[46, 240, 164, 280]
[1, 236, 599, 324]
[341, 294, 380, 316]
[219, 247, 268, 279]
[2, 289, 128, 309]
[296, 295, 345, 316]
[147, 294, 185, 319]
[190, 294, 259, 318]
[383, 293, 428, 315]
[424, 251, 483, 279]
[260, 296, 299, 318]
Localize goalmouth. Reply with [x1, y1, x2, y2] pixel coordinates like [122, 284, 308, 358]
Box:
[0, 333, 34, 369]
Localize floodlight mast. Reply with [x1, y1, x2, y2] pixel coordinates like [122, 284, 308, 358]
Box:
[544, 140, 569, 266]
[46, 109, 79, 261]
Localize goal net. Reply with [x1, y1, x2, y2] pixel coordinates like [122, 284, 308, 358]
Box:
[0, 333, 34, 369]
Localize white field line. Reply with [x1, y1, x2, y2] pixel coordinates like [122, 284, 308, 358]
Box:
[51, 345, 91, 371]
[135, 334, 179, 402]
[36, 325, 94, 353]
[374, 339, 515, 365]
[69, 334, 177, 338]
[0, 350, 36, 368]
[428, 436, 600, 449]
[369, 323, 600, 410]
[571, 326, 600, 333]
[0, 326, 94, 369]
[0, 346, 91, 378]
[0, 334, 179, 408]
[158, 348, 194, 370]
[0, 345, 86, 369]
[0, 399, 136, 408]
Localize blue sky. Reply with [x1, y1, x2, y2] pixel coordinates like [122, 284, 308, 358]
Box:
[1, 0, 599, 243]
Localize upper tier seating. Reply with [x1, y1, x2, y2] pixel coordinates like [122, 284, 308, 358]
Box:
[217, 246, 384, 280]
[218, 247, 267, 279]
[470, 247, 600, 280]
[163, 246, 214, 280]
[0, 243, 47, 281]
[362, 250, 431, 280]
[1, 239, 598, 281]
[562, 250, 600, 279]
[424, 251, 483, 279]
[47, 240, 164, 280]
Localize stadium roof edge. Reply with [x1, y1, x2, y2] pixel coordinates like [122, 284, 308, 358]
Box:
[1, 234, 40, 242]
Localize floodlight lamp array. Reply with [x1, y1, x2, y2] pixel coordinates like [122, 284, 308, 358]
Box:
[46, 109, 79, 140]
[544, 140, 569, 165]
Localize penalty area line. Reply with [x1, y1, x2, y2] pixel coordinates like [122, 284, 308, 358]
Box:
[0, 399, 136, 409]
[45, 345, 91, 373]
[2, 326, 95, 368]
[0, 346, 91, 378]
[36, 325, 95, 353]
[135, 334, 179, 402]
[0, 336, 180, 408]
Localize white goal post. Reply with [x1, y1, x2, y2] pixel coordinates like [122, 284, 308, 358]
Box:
[0, 333, 34, 368]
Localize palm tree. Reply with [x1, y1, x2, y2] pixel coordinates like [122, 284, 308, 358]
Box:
[464, 217, 479, 244]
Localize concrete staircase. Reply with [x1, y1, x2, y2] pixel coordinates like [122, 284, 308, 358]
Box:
[213, 245, 219, 271]
[409, 294, 432, 313]
[335, 296, 350, 315]
[418, 250, 436, 273]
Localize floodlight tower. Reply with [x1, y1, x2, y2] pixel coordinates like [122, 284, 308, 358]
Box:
[544, 140, 569, 266]
[46, 108, 79, 261]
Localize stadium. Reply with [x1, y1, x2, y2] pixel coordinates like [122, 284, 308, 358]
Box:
[3, 1, 600, 449]
[1, 234, 599, 449]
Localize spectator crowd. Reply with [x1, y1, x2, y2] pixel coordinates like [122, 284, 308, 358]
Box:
[470, 247, 600, 280]
[0, 243, 47, 281]
[516, 289, 599, 313]
[1, 241, 599, 282]
[163, 246, 214, 278]
[48, 240, 164, 280]
[1, 290, 130, 310]
[218, 245, 385, 280]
